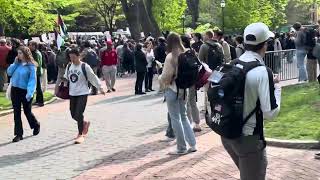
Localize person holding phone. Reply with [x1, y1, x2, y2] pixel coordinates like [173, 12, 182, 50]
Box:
[7, 46, 40, 143]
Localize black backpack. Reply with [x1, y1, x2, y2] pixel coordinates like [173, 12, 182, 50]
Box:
[304, 28, 316, 49]
[84, 49, 100, 67]
[176, 50, 201, 97]
[229, 44, 237, 60]
[206, 42, 224, 70]
[205, 59, 262, 139]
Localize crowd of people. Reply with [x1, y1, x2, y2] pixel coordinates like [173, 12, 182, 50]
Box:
[1, 20, 320, 179]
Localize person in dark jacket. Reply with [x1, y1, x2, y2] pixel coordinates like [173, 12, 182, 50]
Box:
[123, 43, 135, 74]
[134, 43, 148, 95]
[154, 37, 167, 64]
[191, 33, 203, 54]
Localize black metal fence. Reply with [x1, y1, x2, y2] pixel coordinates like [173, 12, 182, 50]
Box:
[264, 49, 297, 81]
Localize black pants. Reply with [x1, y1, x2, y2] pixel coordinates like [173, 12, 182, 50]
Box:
[47, 64, 57, 82]
[135, 72, 146, 93]
[145, 67, 154, 90]
[70, 95, 88, 135]
[36, 75, 44, 104]
[11, 86, 39, 136]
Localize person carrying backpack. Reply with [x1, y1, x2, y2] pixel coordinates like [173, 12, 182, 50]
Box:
[64, 48, 105, 144]
[54, 43, 70, 95]
[205, 22, 281, 180]
[235, 36, 245, 58]
[199, 30, 224, 112]
[159, 32, 197, 155]
[81, 41, 100, 95]
[215, 30, 232, 63]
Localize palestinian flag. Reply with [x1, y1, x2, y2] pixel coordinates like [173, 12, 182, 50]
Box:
[55, 14, 67, 50]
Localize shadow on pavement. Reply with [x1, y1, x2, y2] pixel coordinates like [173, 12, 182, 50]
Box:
[134, 125, 167, 137]
[94, 93, 163, 106]
[0, 139, 74, 168]
[0, 135, 33, 148]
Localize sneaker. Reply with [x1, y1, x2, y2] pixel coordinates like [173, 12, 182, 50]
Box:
[75, 135, 85, 144]
[36, 103, 44, 107]
[33, 123, 40, 136]
[12, 136, 23, 143]
[75, 134, 81, 140]
[145, 90, 150, 92]
[111, 88, 116, 92]
[168, 150, 188, 155]
[107, 90, 112, 93]
[187, 146, 197, 153]
[160, 137, 175, 142]
[149, 89, 155, 91]
[315, 153, 320, 159]
[193, 125, 202, 132]
[82, 121, 91, 136]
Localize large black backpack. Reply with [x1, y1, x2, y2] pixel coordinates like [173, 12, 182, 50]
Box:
[83, 49, 100, 67]
[206, 42, 224, 70]
[205, 59, 262, 139]
[176, 50, 201, 97]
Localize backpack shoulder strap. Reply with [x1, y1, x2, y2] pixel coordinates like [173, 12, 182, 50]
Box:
[81, 63, 88, 81]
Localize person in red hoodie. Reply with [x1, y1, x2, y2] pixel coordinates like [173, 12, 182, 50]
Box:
[0, 38, 12, 91]
[100, 41, 118, 93]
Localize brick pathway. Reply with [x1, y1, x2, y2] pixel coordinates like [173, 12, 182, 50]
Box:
[0, 77, 319, 180]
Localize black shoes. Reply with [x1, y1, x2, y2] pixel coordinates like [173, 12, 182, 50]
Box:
[33, 123, 40, 136]
[35, 103, 44, 107]
[135, 92, 146, 95]
[107, 90, 112, 93]
[145, 90, 150, 92]
[12, 136, 23, 143]
[111, 88, 116, 92]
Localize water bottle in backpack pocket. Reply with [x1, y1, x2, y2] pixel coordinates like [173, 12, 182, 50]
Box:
[205, 60, 261, 139]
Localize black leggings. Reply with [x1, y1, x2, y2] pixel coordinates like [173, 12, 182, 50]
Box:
[11, 86, 39, 136]
[70, 95, 88, 135]
[144, 67, 154, 90]
[36, 75, 44, 104]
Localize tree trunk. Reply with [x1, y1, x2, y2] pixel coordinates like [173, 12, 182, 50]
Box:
[120, 0, 141, 40]
[143, 0, 161, 37]
[0, 24, 4, 36]
[186, 0, 199, 28]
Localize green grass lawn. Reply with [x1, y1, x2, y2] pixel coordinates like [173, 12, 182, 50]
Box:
[0, 92, 54, 111]
[265, 83, 320, 140]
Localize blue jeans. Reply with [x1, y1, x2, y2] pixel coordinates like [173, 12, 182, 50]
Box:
[165, 89, 196, 151]
[296, 49, 308, 81]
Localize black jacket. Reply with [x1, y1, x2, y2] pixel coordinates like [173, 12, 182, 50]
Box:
[134, 50, 147, 73]
[154, 43, 166, 64]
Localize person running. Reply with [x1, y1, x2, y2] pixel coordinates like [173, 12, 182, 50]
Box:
[64, 48, 105, 144]
[145, 41, 155, 92]
[7, 46, 40, 143]
[221, 22, 281, 180]
[181, 35, 201, 132]
[101, 41, 118, 93]
[134, 43, 147, 95]
[28, 41, 44, 107]
[159, 33, 197, 155]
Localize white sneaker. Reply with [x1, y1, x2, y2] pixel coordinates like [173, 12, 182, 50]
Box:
[187, 146, 197, 153]
[168, 150, 188, 155]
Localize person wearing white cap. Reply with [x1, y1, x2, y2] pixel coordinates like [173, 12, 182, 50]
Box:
[220, 22, 281, 180]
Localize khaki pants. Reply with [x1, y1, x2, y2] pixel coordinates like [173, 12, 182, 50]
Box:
[203, 83, 210, 111]
[187, 85, 200, 125]
[307, 59, 318, 82]
[102, 65, 117, 91]
[41, 69, 47, 92]
[0, 67, 7, 91]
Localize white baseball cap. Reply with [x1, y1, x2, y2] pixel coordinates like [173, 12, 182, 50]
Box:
[244, 22, 274, 45]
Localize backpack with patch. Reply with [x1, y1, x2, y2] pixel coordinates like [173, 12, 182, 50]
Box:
[205, 59, 262, 139]
[206, 42, 224, 70]
[83, 49, 100, 67]
[176, 50, 201, 97]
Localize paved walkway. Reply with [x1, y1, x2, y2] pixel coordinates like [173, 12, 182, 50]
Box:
[0, 77, 319, 180]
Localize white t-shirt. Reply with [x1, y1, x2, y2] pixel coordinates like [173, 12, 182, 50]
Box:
[64, 62, 102, 96]
[146, 50, 154, 68]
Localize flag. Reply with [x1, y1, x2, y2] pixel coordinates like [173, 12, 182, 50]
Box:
[55, 14, 67, 50]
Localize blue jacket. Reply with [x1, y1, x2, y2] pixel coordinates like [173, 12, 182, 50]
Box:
[7, 62, 37, 101]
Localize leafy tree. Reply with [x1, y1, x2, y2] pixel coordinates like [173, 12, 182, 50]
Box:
[153, 0, 187, 31]
[90, 0, 118, 31]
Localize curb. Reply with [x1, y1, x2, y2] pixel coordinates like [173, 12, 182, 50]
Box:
[266, 138, 320, 149]
[0, 97, 58, 117]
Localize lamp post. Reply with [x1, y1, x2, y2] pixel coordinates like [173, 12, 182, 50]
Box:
[182, 14, 186, 34]
[220, 0, 226, 32]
